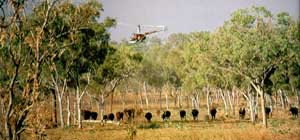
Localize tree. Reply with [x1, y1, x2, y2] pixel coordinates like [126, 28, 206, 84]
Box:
[0, 2, 116, 139]
[93, 44, 142, 113]
[208, 6, 296, 128]
[52, 1, 116, 128]
[0, 0, 61, 139]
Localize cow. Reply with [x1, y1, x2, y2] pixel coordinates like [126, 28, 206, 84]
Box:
[210, 108, 217, 120]
[191, 109, 199, 121]
[90, 111, 98, 120]
[289, 107, 298, 118]
[162, 110, 171, 121]
[108, 113, 115, 121]
[124, 108, 135, 121]
[145, 112, 152, 122]
[81, 110, 97, 120]
[116, 112, 124, 121]
[239, 107, 246, 120]
[102, 115, 108, 122]
[179, 110, 186, 121]
[265, 107, 272, 118]
[82, 110, 91, 120]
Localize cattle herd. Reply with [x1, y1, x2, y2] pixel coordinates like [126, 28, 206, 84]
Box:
[81, 106, 299, 123]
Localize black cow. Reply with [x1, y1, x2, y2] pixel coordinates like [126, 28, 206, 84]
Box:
[82, 110, 98, 120]
[191, 109, 199, 121]
[90, 111, 98, 120]
[239, 107, 246, 120]
[162, 110, 171, 121]
[179, 110, 186, 120]
[108, 113, 115, 121]
[289, 107, 298, 118]
[265, 107, 272, 118]
[145, 112, 152, 122]
[82, 110, 91, 120]
[116, 112, 124, 121]
[103, 115, 108, 122]
[210, 108, 217, 120]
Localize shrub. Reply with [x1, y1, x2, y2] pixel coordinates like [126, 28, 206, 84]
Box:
[138, 122, 160, 129]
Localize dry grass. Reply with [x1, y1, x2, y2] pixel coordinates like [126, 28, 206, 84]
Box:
[22, 118, 300, 140]
[21, 93, 300, 140]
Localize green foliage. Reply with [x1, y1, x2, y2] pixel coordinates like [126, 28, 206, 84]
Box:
[131, 6, 300, 97]
[0, 0, 116, 138]
[138, 122, 160, 129]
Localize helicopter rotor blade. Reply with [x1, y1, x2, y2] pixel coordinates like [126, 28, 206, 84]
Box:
[117, 22, 167, 31]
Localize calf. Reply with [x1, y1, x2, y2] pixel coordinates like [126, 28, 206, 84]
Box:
[210, 108, 217, 120]
[162, 110, 171, 121]
[179, 110, 186, 120]
[265, 107, 272, 118]
[289, 107, 298, 118]
[108, 113, 115, 121]
[116, 112, 124, 121]
[239, 107, 246, 120]
[145, 112, 152, 122]
[191, 109, 199, 120]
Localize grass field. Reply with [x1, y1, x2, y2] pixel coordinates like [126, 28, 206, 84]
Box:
[27, 119, 300, 140]
[20, 94, 300, 140]
[23, 110, 300, 140]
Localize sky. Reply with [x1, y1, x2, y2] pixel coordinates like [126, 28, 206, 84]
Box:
[99, 0, 299, 42]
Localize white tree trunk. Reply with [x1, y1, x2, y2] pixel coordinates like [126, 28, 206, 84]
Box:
[76, 73, 90, 129]
[191, 97, 195, 109]
[51, 76, 67, 128]
[57, 93, 64, 128]
[242, 89, 255, 123]
[66, 93, 71, 126]
[122, 92, 126, 111]
[73, 100, 76, 125]
[165, 94, 169, 110]
[99, 94, 105, 121]
[159, 90, 162, 111]
[250, 82, 267, 128]
[139, 91, 144, 109]
[227, 90, 235, 115]
[279, 90, 284, 109]
[179, 91, 182, 108]
[220, 89, 228, 116]
[260, 90, 267, 128]
[206, 87, 211, 115]
[143, 82, 149, 109]
[76, 87, 82, 129]
[196, 93, 200, 109]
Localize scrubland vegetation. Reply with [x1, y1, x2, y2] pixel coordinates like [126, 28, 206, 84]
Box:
[0, 0, 299, 140]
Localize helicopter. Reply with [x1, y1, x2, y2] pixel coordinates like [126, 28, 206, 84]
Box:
[129, 24, 167, 44]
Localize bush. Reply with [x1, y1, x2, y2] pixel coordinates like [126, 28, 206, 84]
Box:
[138, 122, 160, 129]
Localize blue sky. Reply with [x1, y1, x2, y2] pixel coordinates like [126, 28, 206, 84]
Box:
[99, 0, 299, 42]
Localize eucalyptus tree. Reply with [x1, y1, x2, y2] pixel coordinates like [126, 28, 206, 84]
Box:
[53, 1, 115, 128]
[0, 0, 116, 135]
[209, 6, 289, 128]
[0, 0, 63, 139]
[270, 13, 300, 107]
[92, 44, 142, 113]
